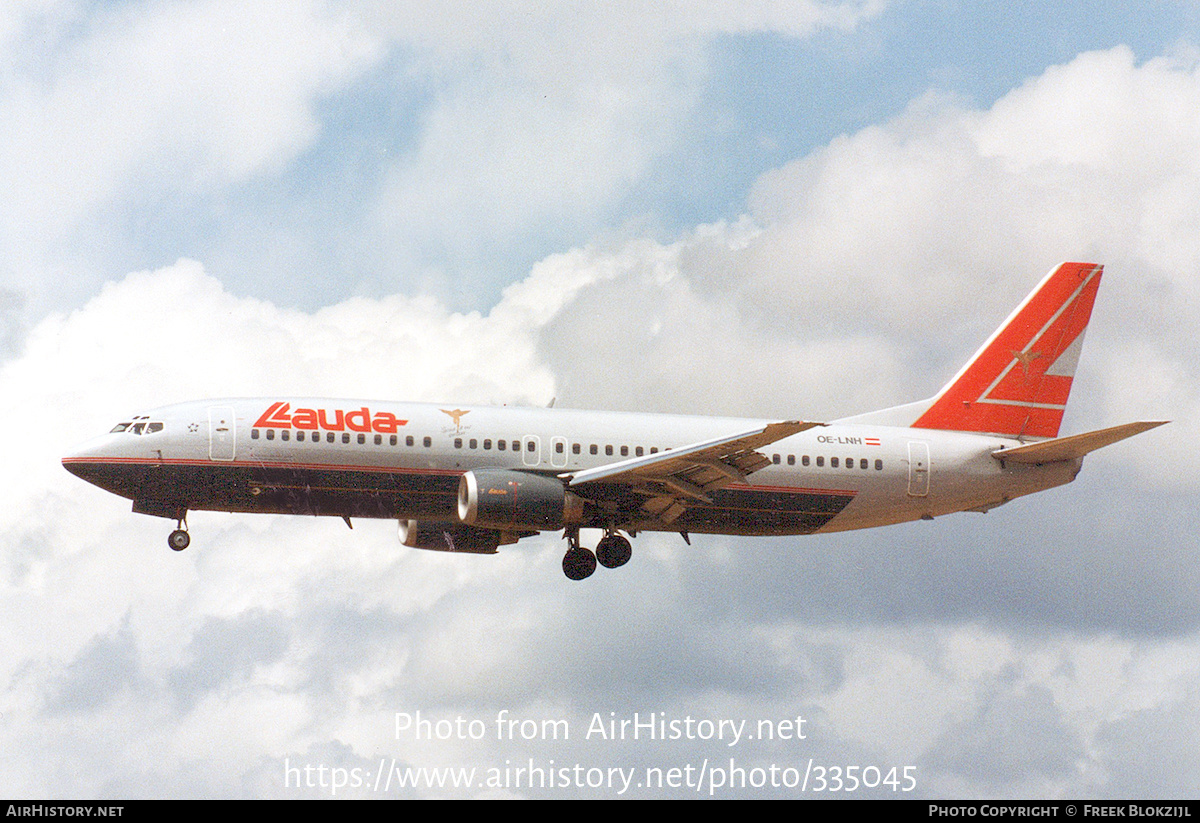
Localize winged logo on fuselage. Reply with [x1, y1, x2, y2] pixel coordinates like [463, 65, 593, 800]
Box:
[440, 408, 471, 434]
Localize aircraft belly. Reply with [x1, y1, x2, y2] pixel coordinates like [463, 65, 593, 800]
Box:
[234, 464, 460, 519]
[72, 459, 460, 521]
[639, 486, 856, 536]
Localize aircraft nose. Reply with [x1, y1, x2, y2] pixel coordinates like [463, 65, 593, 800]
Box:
[62, 454, 85, 479]
[61, 434, 122, 487]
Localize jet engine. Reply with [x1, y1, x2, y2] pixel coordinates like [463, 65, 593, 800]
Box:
[397, 520, 511, 554]
[456, 469, 583, 531]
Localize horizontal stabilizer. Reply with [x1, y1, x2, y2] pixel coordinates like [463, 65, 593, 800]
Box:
[992, 421, 1167, 465]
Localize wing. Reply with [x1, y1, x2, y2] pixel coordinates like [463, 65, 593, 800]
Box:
[561, 420, 822, 525]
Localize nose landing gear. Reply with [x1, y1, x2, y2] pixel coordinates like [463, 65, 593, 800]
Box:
[168, 516, 190, 551]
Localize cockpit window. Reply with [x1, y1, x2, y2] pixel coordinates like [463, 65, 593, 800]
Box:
[115, 419, 164, 435]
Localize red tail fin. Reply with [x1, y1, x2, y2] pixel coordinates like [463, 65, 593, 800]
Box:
[912, 262, 1103, 438]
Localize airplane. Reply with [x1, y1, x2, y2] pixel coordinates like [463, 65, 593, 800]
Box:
[62, 262, 1165, 580]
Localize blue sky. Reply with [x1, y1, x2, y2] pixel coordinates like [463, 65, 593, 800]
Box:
[2, 0, 1199, 799]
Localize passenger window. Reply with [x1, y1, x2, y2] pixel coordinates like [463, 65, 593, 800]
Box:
[469, 439, 477, 449]
[787, 455, 795, 465]
[342, 433, 351, 444]
[772, 454, 780, 464]
[424, 437, 432, 447]
[831, 457, 839, 468]
[572, 443, 581, 455]
[327, 432, 336, 443]
[375, 434, 383, 445]
[526, 441, 535, 452]
[816, 456, 823, 467]
[358, 434, 365, 444]
[406, 435, 414, 447]
[590, 444, 598, 455]
[620, 446, 628, 457]
[454, 438, 462, 448]
[484, 439, 492, 450]
[498, 440, 506, 451]
[251, 429, 259, 440]
[875, 459, 883, 471]
[860, 458, 868, 470]
[555, 442, 564, 454]
[266, 430, 275, 441]
[390, 435, 397, 446]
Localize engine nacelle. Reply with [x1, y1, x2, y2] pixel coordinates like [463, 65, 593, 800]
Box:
[457, 469, 581, 531]
[398, 520, 510, 554]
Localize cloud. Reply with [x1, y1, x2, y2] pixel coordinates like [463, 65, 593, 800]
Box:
[0, 0, 889, 325]
[745, 46, 1200, 312]
[363, 2, 889, 301]
[1086, 677, 1200, 798]
[0, 0, 386, 324]
[0, 1, 382, 235]
[735, 48, 1196, 480]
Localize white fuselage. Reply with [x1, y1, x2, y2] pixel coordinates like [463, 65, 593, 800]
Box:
[62, 398, 1081, 537]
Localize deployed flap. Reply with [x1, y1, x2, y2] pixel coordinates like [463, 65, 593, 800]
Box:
[563, 420, 819, 521]
[992, 421, 1167, 464]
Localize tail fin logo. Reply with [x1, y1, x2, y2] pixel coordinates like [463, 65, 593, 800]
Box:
[1011, 348, 1043, 378]
[913, 262, 1103, 439]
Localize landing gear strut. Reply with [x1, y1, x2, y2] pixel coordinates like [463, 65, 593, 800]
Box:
[168, 516, 190, 551]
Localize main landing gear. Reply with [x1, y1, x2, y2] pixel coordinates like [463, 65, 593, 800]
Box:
[168, 516, 190, 551]
[561, 527, 632, 580]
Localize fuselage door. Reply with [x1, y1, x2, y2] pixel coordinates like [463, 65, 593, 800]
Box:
[550, 436, 568, 469]
[522, 435, 541, 467]
[907, 441, 929, 497]
[209, 406, 236, 461]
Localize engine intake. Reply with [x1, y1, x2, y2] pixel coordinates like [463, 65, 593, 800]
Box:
[457, 469, 581, 531]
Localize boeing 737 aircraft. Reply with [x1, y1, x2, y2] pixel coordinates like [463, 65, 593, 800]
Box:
[63, 262, 1164, 579]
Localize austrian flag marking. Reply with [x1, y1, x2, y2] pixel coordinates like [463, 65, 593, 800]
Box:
[254, 401, 409, 434]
